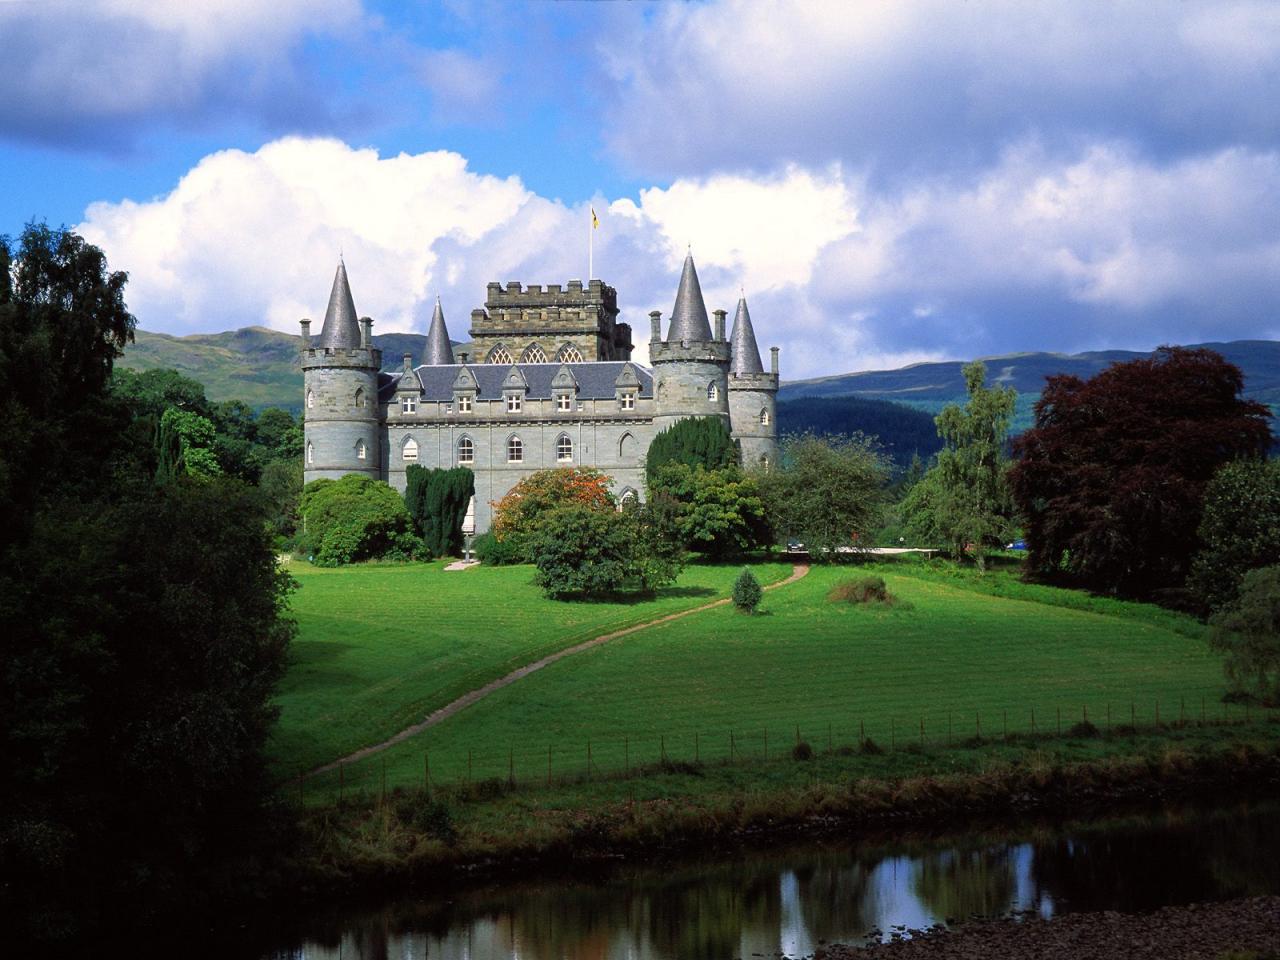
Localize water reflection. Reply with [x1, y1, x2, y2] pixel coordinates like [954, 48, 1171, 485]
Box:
[264, 800, 1280, 960]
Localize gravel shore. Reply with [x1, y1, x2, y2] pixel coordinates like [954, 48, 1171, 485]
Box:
[818, 896, 1280, 959]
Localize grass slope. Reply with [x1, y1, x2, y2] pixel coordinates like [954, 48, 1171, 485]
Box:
[299, 562, 1224, 801]
[270, 560, 794, 777]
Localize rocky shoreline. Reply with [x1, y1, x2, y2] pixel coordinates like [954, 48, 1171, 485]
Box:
[818, 896, 1280, 960]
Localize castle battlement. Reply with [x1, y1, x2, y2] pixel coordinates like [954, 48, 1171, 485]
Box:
[484, 279, 617, 311]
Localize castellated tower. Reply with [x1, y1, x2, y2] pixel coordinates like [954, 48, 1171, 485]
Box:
[648, 253, 731, 434]
[300, 260, 382, 483]
[727, 296, 780, 469]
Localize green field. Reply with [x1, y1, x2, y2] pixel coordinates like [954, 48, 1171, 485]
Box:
[270, 559, 794, 776]
[291, 559, 1228, 801]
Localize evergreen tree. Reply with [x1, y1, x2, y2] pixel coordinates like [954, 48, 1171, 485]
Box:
[404, 465, 477, 557]
[644, 416, 738, 486]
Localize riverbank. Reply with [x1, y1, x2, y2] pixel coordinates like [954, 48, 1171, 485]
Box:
[288, 720, 1280, 903]
[822, 895, 1280, 959]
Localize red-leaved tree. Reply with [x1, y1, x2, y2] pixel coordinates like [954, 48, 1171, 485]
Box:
[1009, 347, 1273, 598]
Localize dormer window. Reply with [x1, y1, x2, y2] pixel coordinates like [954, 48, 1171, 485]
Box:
[458, 395, 472, 413]
[620, 391, 636, 410]
[506, 395, 522, 413]
[557, 394, 572, 412]
[401, 396, 417, 414]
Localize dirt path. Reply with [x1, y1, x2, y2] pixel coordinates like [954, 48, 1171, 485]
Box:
[304, 563, 810, 779]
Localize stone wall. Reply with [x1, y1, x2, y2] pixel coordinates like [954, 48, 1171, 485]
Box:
[468, 280, 632, 362]
[302, 347, 382, 483]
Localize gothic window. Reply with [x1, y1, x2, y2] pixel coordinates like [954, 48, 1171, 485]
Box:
[354, 387, 365, 409]
[619, 432, 637, 460]
[457, 395, 472, 413]
[707, 382, 719, 401]
[356, 440, 367, 461]
[506, 394, 522, 413]
[619, 391, 636, 410]
[556, 394, 572, 412]
[521, 344, 547, 363]
[307, 390, 314, 410]
[401, 396, 416, 414]
[760, 407, 770, 426]
[507, 436, 524, 463]
[306, 442, 314, 464]
[555, 343, 584, 363]
[488, 345, 513, 365]
[761, 454, 771, 471]
[402, 437, 419, 462]
[619, 487, 638, 507]
[457, 435, 474, 464]
[556, 434, 573, 462]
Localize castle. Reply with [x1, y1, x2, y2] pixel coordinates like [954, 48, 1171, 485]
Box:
[300, 253, 779, 531]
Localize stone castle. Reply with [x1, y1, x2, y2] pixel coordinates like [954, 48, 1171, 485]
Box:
[300, 253, 779, 531]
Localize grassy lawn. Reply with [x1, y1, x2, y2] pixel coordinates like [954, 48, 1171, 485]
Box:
[269, 559, 794, 775]
[300, 561, 1229, 800]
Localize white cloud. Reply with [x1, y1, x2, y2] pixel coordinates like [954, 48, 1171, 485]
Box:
[78, 136, 1280, 380]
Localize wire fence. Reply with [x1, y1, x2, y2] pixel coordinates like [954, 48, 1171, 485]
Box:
[298, 695, 1277, 805]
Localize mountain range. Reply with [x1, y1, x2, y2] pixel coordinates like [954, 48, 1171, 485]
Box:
[119, 327, 1280, 425]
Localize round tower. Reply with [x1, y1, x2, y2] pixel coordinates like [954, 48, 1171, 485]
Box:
[648, 253, 730, 434]
[301, 260, 382, 483]
[726, 296, 780, 470]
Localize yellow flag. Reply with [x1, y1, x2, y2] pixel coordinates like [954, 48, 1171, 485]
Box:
[591, 206, 599, 229]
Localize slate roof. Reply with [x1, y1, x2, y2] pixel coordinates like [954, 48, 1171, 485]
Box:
[729, 296, 765, 374]
[316, 260, 362, 349]
[666, 253, 713, 342]
[422, 298, 454, 365]
[380, 362, 653, 403]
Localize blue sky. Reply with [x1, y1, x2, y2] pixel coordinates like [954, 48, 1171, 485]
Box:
[3, 0, 1278, 378]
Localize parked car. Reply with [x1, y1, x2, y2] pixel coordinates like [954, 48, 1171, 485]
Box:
[1006, 539, 1027, 551]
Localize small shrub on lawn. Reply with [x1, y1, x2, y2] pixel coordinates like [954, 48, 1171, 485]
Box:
[474, 531, 528, 566]
[1068, 719, 1101, 739]
[792, 741, 814, 761]
[828, 575, 909, 608]
[732, 567, 763, 613]
[859, 737, 884, 755]
[399, 794, 457, 844]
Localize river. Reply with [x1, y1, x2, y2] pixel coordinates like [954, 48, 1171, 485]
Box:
[261, 799, 1280, 959]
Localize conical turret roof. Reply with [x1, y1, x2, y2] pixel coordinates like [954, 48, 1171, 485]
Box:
[666, 252, 713, 342]
[729, 296, 764, 374]
[423, 297, 454, 365]
[316, 260, 361, 349]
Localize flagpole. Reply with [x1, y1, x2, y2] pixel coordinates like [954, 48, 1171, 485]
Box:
[588, 208, 594, 281]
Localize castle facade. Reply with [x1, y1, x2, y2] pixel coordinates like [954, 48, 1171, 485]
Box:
[301, 254, 779, 531]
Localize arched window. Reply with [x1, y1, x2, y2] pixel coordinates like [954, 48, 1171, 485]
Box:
[760, 407, 770, 426]
[507, 436, 524, 463]
[354, 387, 365, 409]
[761, 454, 770, 471]
[488, 344, 513, 364]
[402, 437, 418, 462]
[619, 431, 636, 460]
[555, 343, 584, 363]
[556, 434, 573, 462]
[521, 344, 547, 363]
[356, 439, 367, 461]
[707, 382, 719, 401]
[307, 390, 314, 410]
[306, 442, 314, 464]
[457, 435, 474, 464]
[619, 487, 638, 506]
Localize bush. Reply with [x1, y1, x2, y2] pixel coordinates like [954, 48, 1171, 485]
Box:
[732, 567, 763, 613]
[299, 474, 423, 565]
[648, 463, 771, 558]
[644, 416, 738, 486]
[529, 503, 686, 599]
[491, 467, 615, 558]
[1209, 565, 1280, 705]
[791, 740, 814, 761]
[404, 465, 474, 557]
[1189, 459, 1280, 613]
[473, 530, 527, 566]
[828, 575, 889, 604]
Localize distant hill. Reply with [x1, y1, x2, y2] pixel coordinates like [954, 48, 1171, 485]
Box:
[119, 327, 435, 409]
[775, 395, 942, 468]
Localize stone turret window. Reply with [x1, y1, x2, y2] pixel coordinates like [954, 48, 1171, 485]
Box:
[356, 440, 367, 461]
[507, 436, 524, 463]
[354, 387, 365, 409]
[761, 454, 771, 470]
[619, 391, 636, 410]
[521, 344, 547, 363]
[488, 345, 513, 364]
[307, 390, 314, 410]
[760, 408, 770, 426]
[555, 343, 583, 363]
[707, 382, 719, 401]
[457, 436, 474, 464]
[556, 434, 573, 462]
[401, 396, 417, 414]
[307, 442, 314, 464]
[402, 438, 419, 462]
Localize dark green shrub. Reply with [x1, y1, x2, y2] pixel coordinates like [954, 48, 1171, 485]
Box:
[1189, 459, 1280, 612]
[404, 465, 475, 557]
[859, 737, 884, 755]
[299, 474, 423, 565]
[530, 506, 633, 598]
[791, 741, 814, 761]
[828, 575, 889, 604]
[1067, 720, 1100, 739]
[732, 567, 763, 612]
[1209, 565, 1280, 705]
[644, 416, 738, 486]
[401, 794, 457, 844]
[647, 463, 771, 558]
[474, 531, 527, 566]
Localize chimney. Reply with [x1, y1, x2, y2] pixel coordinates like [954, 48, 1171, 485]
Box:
[713, 309, 726, 342]
[770, 346, 780, 375]
[359, 316, 373, 349]
[300, 318, 311, 347]
[649, 310, 662, 343]
[459, 352, 469, 364]
[402, 352, 412, 372]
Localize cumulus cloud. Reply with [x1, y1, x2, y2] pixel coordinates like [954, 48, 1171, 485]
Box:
[0, 0, 364, 148]
[78, 137, 1280, 380]
[601, 0, 1280, 183]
